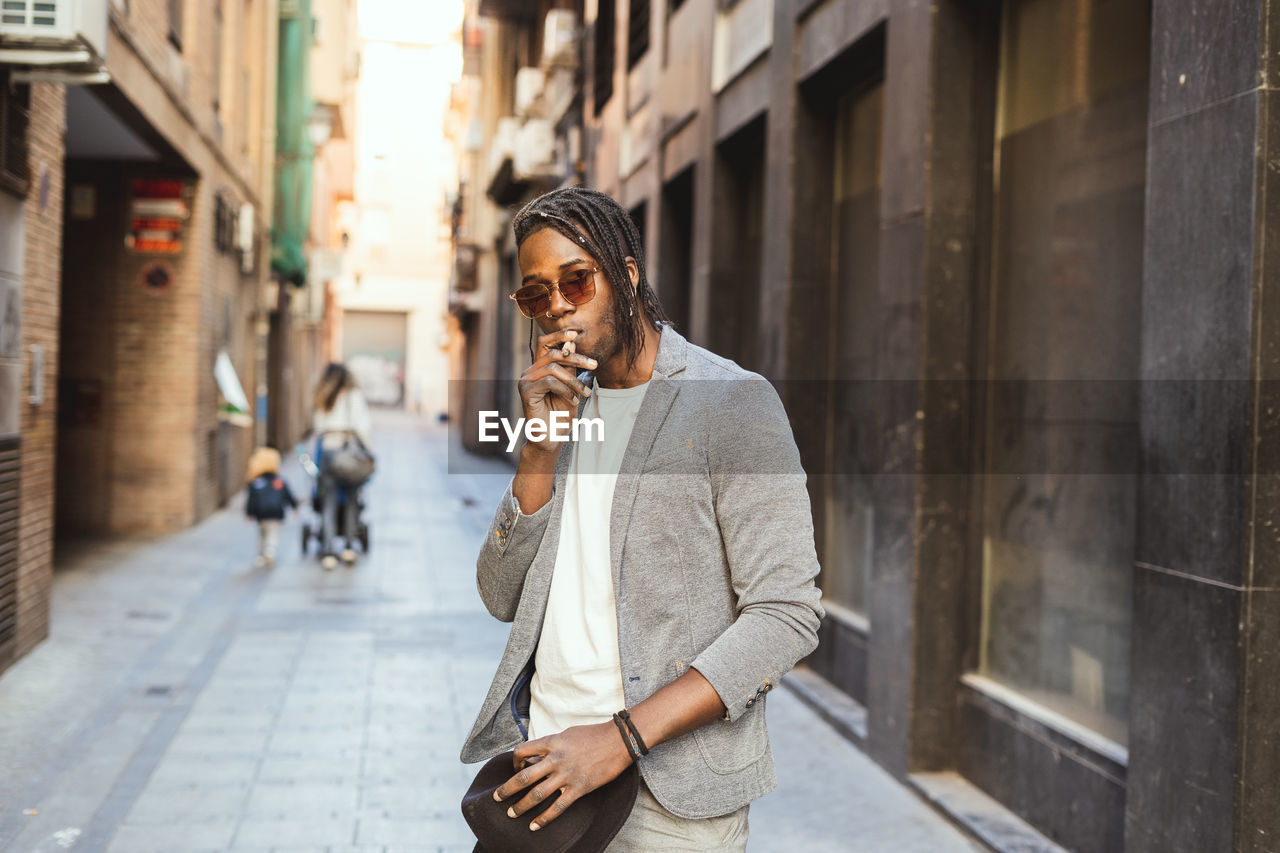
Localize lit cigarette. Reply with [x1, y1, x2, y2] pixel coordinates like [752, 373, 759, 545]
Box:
[561, 340, 576, 357]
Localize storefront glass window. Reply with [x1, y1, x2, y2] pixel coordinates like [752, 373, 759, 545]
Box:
[979, 0, 1149, 747]
[823, 82, 883, 617]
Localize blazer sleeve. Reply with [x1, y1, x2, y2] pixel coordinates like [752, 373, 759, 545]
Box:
[476, 478, 553, 622]
[690, 378, 825, 721]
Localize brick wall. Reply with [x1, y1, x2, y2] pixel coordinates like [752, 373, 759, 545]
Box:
[59, 165, 202, 533]
[13, 83, 67, 666]
[191, 177, 258, 521]
[51, 0, 273, 535]
[58, 169, 258, 534]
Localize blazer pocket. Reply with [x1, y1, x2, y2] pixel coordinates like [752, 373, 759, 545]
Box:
[693, 702, 768, 775]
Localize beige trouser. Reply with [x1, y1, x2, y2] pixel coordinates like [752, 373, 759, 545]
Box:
[606, 782, 749, 852]
[257, 519, 281, 559]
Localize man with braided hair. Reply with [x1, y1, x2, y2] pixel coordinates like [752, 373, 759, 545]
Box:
[461, 186, 823, 850]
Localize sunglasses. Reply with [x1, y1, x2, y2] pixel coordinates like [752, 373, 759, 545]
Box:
[510, 267, 599, 319]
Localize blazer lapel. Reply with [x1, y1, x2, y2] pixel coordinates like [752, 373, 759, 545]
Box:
[515, 430, 575, 629]
[608, 326, 687, 589]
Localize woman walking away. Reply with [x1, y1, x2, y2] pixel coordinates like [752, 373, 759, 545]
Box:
[245, 446, 298, 568]
[312, 362, 374, 570]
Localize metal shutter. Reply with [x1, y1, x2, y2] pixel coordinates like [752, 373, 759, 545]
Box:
[0, 436, 20, 666]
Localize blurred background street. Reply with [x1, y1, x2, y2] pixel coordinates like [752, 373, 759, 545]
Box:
[2, 0, 1277, 851]
[0, 413, 982, 852]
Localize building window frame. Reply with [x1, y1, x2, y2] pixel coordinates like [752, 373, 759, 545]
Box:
[168, 0, 184, 51]
[593, 0, 615, 115]
[789, 33, 886, 707]
[211, 0, 224, 114]
[0, 79, 31, 198]
[628, 0, 650, 70]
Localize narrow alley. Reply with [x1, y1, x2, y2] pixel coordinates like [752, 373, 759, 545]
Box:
[0, 413, 979, 853]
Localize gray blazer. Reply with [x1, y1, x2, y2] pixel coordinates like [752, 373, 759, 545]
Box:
[459, 325, 824, 819]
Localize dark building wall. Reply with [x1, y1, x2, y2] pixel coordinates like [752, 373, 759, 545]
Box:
[567, 0, 1280, 851]
[1126, 0, 1280, 850]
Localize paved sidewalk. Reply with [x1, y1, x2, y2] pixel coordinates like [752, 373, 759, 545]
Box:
[0, 412, 980, 853]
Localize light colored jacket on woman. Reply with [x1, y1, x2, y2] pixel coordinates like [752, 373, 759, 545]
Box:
[314, 387, 373, 450]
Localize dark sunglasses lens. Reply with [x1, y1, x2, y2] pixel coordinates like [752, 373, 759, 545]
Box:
[560, 270, 594, 304]
[513, 285, 550, 318]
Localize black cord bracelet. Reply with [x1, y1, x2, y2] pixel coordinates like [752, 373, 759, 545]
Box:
[612, 713, 642, 761]
[616, 708, 650, 756]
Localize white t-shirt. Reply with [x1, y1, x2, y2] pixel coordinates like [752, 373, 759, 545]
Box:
[528, 378, 649, 739]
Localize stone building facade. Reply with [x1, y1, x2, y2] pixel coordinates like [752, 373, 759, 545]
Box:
[459, 0, 1280, 851]
[448, 0, 585, 449]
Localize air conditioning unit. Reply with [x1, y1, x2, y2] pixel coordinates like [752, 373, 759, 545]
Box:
[487, 115, 520, 183]
[544, 67, 575, 123]
[0, 0, 108, 68]
[542, 9, 576, 68]
[514, 67, 544, 118]
[513, 118, 558, 183]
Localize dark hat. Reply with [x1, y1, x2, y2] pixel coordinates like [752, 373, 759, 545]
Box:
[461, 751, 639, 853]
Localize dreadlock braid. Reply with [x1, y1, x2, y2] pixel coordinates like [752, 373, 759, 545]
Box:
[512, 187, 670, 372]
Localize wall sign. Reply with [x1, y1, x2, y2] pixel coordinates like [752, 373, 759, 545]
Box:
[140, 262, 173, 292]
[126, 179, 190, 254]
[70, 185, 96, 220]
[28, 343, 43, 405]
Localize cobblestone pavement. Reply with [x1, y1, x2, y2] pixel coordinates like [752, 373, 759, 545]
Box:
[0, 412, 981, 853]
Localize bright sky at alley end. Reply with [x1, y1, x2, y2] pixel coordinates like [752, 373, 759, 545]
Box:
[359, 0, 465, 45]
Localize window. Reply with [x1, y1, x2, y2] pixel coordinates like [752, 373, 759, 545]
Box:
[168, 0, 184, 50]
[710, 116, 765, 372]
[592, 0, 615, 115]
[658, 168, 693, 336]
[822, 82, 883, 617]
[214, 193, 238, 254]
[0, 79, 30, 197]
[977, 0, 1150, 747]
[628, 0, 649, 69]
[211, 0, 223, 114]
[628, 202, 646, 254]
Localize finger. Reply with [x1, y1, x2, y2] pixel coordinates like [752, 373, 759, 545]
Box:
[494, 757, 552, 803]
[553, 351, 599, 372]
[529, 351, 599, 379]
[512, 740, 548, 768]
[531, 341, 597, 370]
[537, 363, 593, 396]
[526, 375, 586, 408]
[536, 329, 578, 357]
[530, 787, 579, 831]
[509, 778, 563, 818]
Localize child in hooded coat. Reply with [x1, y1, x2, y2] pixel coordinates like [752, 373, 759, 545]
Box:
[245, 447, 298, 567]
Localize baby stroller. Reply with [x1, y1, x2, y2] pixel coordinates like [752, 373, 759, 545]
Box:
[297, 437, 372, 564]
